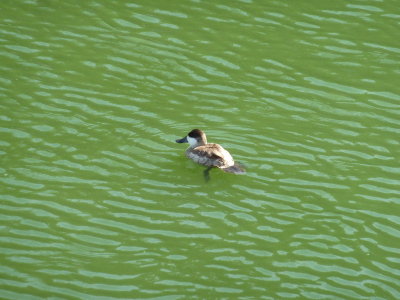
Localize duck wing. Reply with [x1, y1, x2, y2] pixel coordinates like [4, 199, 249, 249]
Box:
[191, 144, 233, 167]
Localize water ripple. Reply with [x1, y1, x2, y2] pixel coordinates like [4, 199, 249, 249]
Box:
[1, 0, 399, 299]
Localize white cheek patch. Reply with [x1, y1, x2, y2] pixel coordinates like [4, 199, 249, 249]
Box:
[187, 136, 198, 147]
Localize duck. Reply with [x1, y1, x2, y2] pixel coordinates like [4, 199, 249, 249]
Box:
[176, 129, 245, 181]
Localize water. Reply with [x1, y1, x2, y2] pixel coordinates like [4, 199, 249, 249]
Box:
[1, 0, 399, 299]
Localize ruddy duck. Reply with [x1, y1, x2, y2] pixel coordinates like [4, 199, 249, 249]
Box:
[176, 129, 245, 181]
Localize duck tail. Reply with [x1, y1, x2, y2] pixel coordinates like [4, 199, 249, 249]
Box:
[221, 163, 246, 174]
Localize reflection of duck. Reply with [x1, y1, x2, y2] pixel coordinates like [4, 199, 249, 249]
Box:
[176, 129, 245, 181]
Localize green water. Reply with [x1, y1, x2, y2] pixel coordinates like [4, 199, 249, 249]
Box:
[1, 0, 399, 299]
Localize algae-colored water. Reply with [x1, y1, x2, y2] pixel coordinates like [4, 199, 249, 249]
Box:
[1, 1, 399, 299]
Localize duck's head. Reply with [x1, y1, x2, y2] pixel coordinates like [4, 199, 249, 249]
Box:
[176, 129, 207, 147]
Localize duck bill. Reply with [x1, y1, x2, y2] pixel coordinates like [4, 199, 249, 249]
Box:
[176, 136, 188, 143]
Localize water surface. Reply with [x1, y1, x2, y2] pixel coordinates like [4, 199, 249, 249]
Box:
[1, 0, 399, 299]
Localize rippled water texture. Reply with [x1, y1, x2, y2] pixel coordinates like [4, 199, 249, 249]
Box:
[1, 0, 400, 299]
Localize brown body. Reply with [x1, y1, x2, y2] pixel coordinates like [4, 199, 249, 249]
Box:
[176, 129, 244, 174]
[186, 143, 234, 168]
